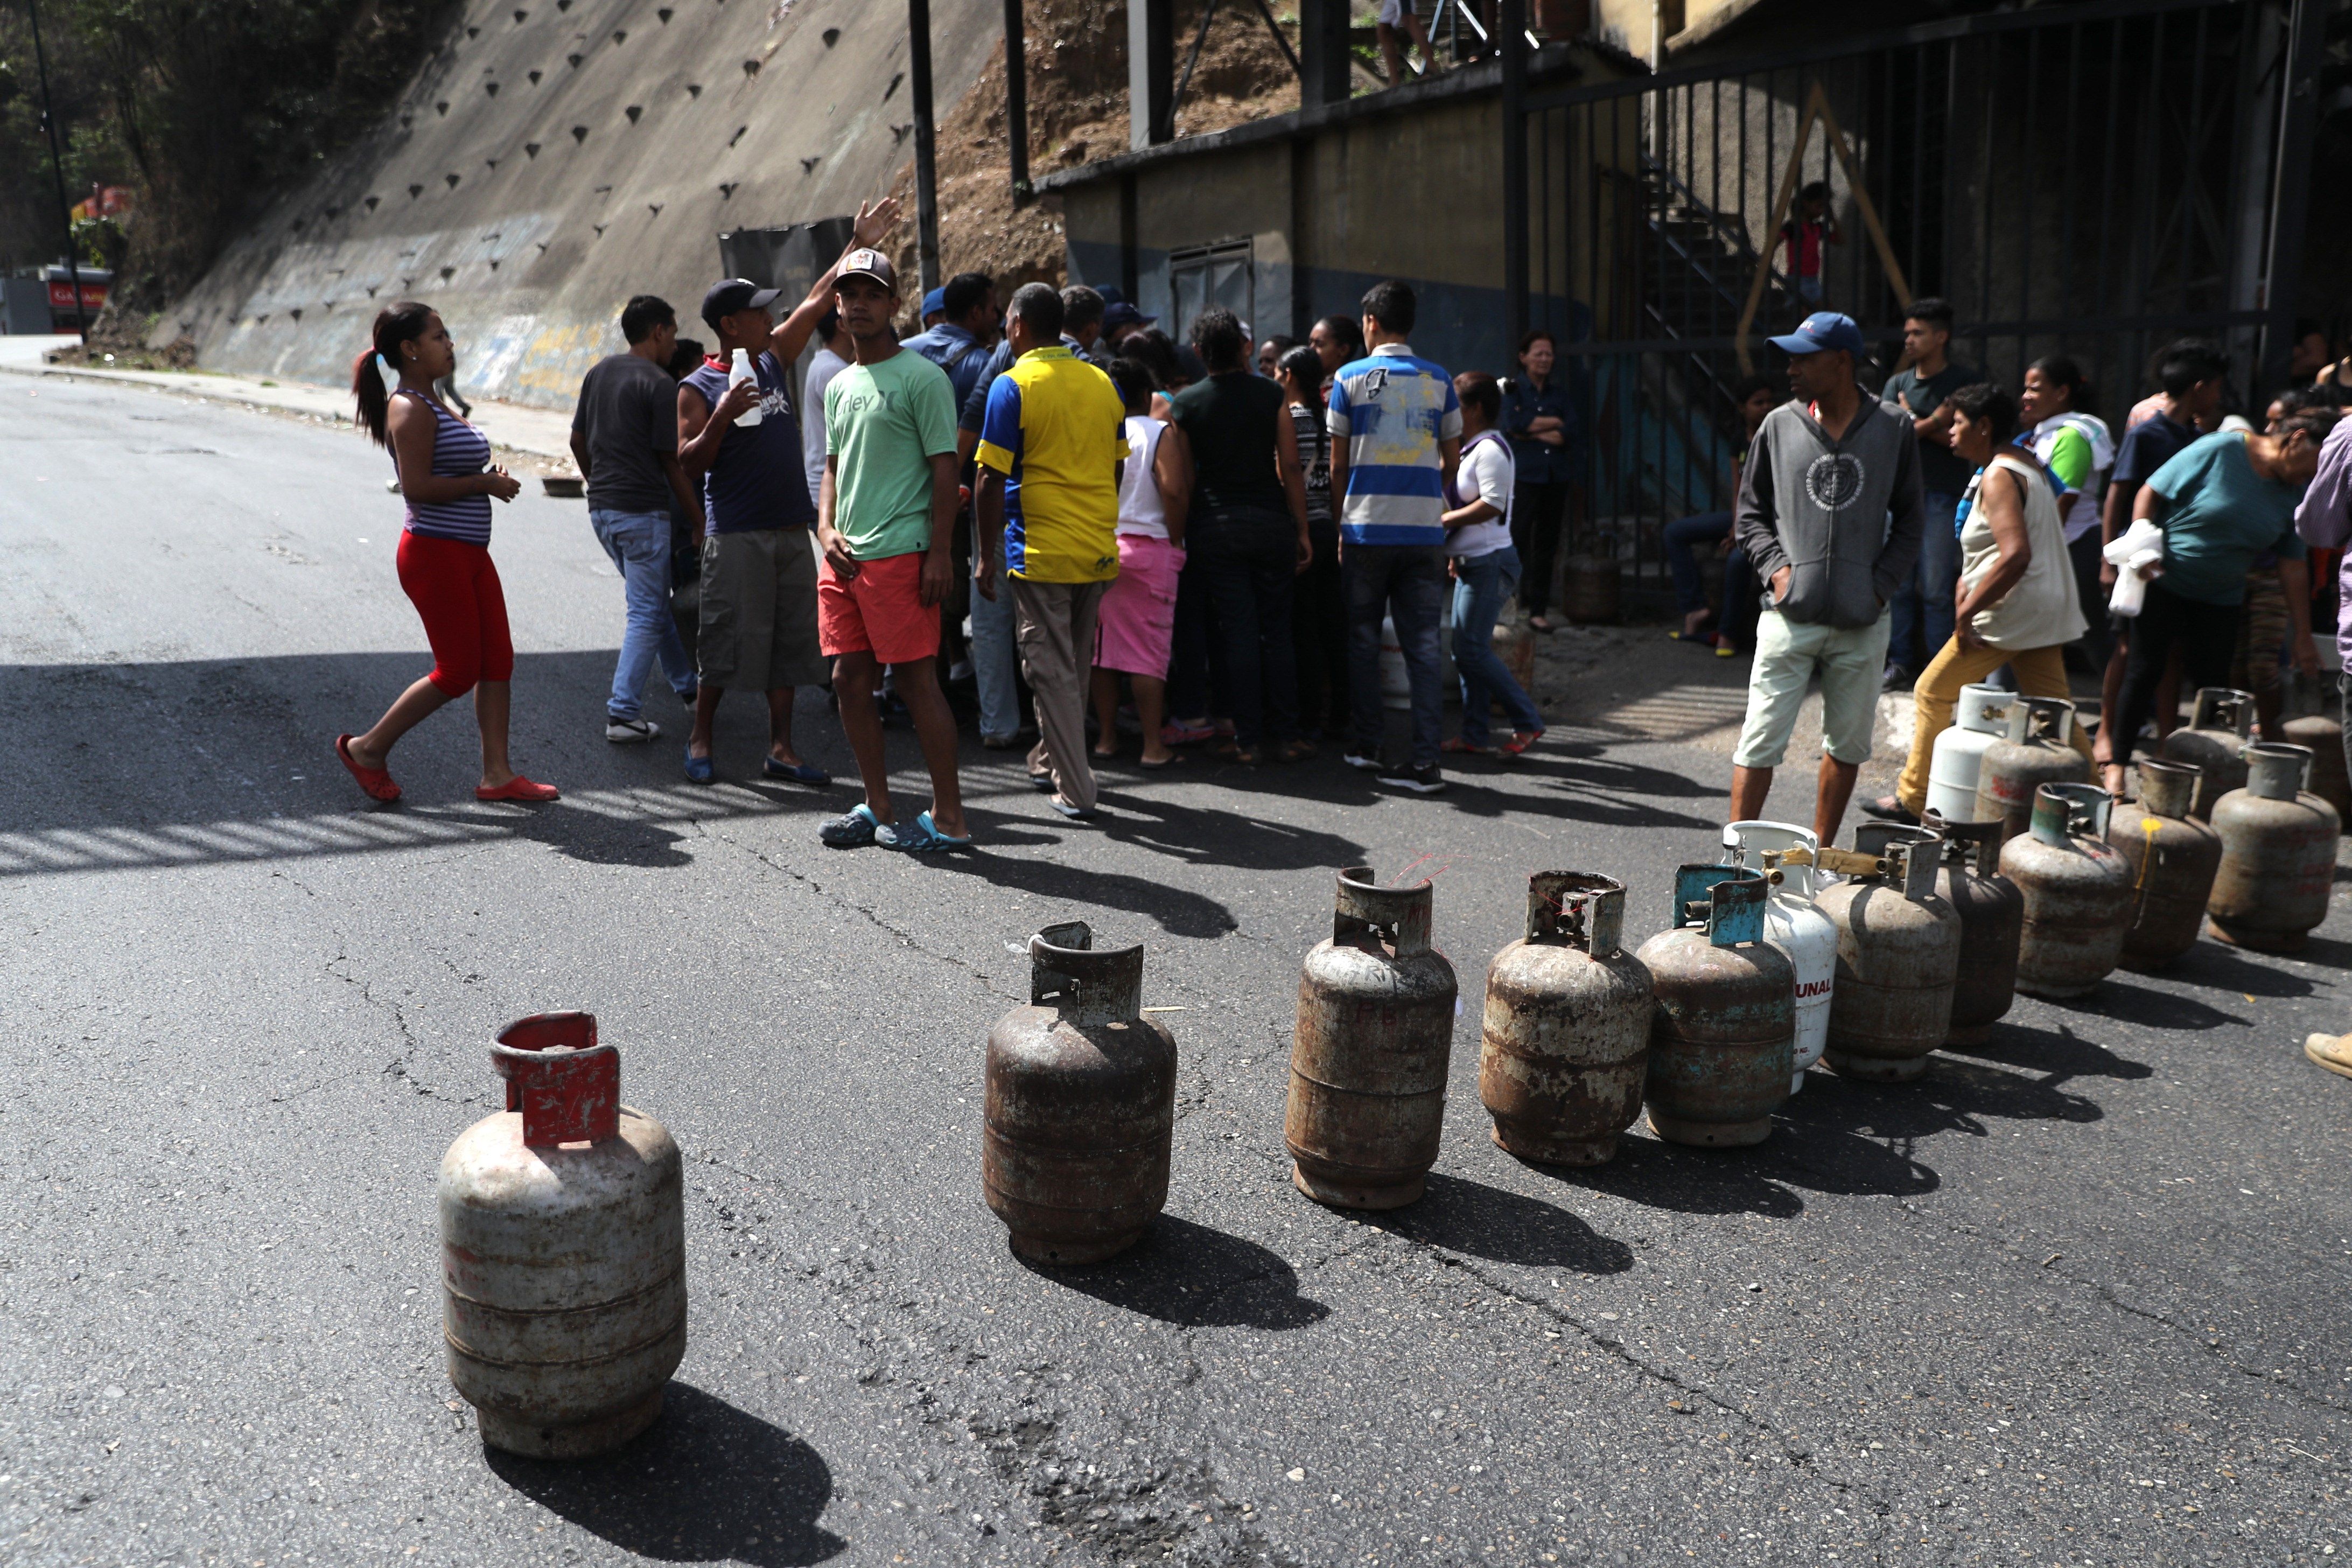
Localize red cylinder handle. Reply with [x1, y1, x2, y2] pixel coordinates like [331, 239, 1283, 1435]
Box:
[491, 1011, 620, 1145]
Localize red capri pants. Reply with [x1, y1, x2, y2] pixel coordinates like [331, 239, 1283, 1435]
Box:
[397, 530, 515, 696]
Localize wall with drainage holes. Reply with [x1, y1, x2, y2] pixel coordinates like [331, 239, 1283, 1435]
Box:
[153, 0, 1000, 411]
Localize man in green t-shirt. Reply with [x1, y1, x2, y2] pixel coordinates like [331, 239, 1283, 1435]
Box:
[814, 248, 970, 851]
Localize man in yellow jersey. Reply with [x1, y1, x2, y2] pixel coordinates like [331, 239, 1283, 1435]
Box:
[974, 283, 1128, 820]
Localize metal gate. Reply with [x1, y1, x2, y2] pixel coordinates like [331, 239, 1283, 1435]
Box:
[1516, 0, 2323, 604]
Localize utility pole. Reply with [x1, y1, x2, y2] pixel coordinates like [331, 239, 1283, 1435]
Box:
[2259, 0, 2321, 395]
[1501, 0, 1528, 353]
[1003, 0, 1031, 205]
[26, 0, 89, 340]
[908, 0, 941, 291]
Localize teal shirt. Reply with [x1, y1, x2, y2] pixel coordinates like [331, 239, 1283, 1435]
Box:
[2144, 433, 2304, 606]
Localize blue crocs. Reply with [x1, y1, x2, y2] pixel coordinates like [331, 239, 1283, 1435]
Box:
[818, 803, 879, 847]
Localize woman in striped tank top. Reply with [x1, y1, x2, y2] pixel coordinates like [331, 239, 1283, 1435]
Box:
[334, 302, 558, 803]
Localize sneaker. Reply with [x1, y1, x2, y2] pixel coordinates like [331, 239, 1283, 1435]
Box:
[606, 716, 661, 744]
[1880, 663, 1913, 693]
[1378, 762, 1447, 794]
[982, 732, 1024, 750]
[1342, 750, 1382, 772]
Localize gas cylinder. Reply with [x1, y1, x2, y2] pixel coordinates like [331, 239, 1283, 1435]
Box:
[1810, 824, 1961, 1081]
[1287, 867, 1458, 1208]
[1635, 868, 1794, 1147]
[1478, 872, 1653, 1166]
[1719, 820, 1838, 1094]
[1972, 696, 2091, 845]
[2280, 673, 2351, 827]
[984, 922, 1178, 1264]
[2207, 743, 2342, 953]
[2001, 783, 2134, 997]
[2108, 758, 2223, 971]
[1923, 813, 2024, 1045]
[2159, 687, 2256, 818]
[440, 1012, 686, 1459]
[1924, 683, 2017, 823]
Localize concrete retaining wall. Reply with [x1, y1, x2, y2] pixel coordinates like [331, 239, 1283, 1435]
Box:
[156, 0, 999, 409]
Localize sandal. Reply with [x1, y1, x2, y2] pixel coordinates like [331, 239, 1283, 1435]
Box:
[819, 803, 880, 848]
[1214, 741, 1262, 765]
[1856, 796, 1920, 825]
[903, 810, 972, 853]
[1499, 729, 1545, 756]
[1138, 753, 1185, 771]
[477, 775, 559, 802]
[335, 734, 401, 802]
[1278, 739, 1318, 764]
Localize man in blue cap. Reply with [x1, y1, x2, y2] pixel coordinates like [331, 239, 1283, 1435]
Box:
[920, 288, 947, 329]
[903, 271, 998, 414]
[1727, 310, 1926, 844]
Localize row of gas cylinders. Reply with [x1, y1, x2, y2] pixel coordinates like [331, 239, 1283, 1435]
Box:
[433, 725, 2341, 1458]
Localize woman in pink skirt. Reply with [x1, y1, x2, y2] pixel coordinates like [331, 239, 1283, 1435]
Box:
[1090, 358, 1193, 767]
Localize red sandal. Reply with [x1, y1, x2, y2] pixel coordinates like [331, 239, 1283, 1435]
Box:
[476, 775, 559, 802]
[335, 734, 401, 802]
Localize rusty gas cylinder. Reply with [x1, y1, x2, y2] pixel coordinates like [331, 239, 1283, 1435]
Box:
[2002, 783, 2133, 998]
[1923, 812, 2024, 1045]
[2281, 674, 2351, 826]
[983, 922, 1178, 1265]
[1972, 696, 2091, 845]
[1812, 824, 1961, 1081]
[440, 1012, 687, 1459]
[2207, 743, 2341, 953]
[2159, 687, 2256, 818]
[1635, 867, 1794, 1147]
[2108, 758, 2223, 971]
[1479, 872, 1654, 1166]
[1287, 867, 1459, 1209]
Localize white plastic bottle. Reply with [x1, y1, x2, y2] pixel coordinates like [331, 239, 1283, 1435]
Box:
[729, 347, 762, 427]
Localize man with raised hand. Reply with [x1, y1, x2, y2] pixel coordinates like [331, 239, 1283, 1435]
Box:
[811, 249, 970, 853]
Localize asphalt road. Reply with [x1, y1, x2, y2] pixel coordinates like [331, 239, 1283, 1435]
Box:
[3, 374, 2348, 1568]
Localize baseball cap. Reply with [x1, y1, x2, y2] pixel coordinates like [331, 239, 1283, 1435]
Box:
[1102, 301, 1157, 331]
[1768, 311, 1866, 358]
[838, 248, 897, 290]
[701, 278, 781, 330]
[921, 286, 946, 316]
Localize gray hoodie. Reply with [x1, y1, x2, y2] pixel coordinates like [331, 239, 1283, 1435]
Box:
[1734, 396, 1925, 631]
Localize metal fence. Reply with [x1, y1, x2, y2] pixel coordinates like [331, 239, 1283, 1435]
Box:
[1516, 0, 2320, 608]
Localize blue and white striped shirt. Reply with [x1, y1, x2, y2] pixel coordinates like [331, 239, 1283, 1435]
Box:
[396, 390, 494, 545]
[1326, 344, 1462, 548]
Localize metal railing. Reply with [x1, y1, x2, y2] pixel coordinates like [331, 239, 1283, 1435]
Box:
[1514, 0, 2319, 608]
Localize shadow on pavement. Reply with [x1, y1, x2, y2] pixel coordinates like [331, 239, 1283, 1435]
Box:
[2154, 942, 2323, 998]
[1531, 1133, 1807, 1219]
[928, 837, 1244, 939]
[1017, 1213, 1329, 1330]
[2035, 977, 2250, 1031]
[1382, 1170, 1635, 1273]
[484, 1381, 845, 1565]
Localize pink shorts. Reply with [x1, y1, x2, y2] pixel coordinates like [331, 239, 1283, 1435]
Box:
[818, 550, 941, 667]
[1093, 533, 1186, 677]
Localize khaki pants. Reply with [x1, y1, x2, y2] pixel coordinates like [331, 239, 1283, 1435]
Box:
[1010, 576, 1108, 813]
[1894, 637, 2092, 816]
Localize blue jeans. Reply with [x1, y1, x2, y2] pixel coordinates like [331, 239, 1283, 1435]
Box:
[970, 535, 1021, 739]
[1886, 489, 1961, 674]
[590, 508, 697, 720]
[1345, 542, 1446, 768]
[1451, 547, 1544, 747]
[1662, 510, 1734, 618]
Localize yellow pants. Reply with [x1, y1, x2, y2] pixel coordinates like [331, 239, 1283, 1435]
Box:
[1895, 638, 2094, 816]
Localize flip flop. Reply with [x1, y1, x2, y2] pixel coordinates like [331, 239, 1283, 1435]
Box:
[1048, 797, 1097, 821]
[1137, 753, 1185, 771]
[335, 734, 401, 802]
[1498, 730, 1546, 756]
[1027, 772, 1058, 792]
[477, 775, 559, 802]
[763, 758, 832, 786]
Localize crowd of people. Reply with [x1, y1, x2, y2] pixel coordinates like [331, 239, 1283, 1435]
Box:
[327, 195, 2352, 870]
[1700, 302, 2352, 849]
[332, 199, 1566, 842]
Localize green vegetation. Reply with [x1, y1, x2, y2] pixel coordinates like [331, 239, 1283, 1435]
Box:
[0, 0, 457, 325]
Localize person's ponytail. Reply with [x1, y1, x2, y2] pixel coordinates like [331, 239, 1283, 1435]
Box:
[354, 300, 434, 446]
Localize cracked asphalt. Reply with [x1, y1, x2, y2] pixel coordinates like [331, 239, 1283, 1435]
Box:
[4, 374, 2350, 1567]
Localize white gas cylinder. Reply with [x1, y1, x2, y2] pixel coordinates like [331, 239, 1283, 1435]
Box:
[1924, 683, 2015, 823]
[440, 1012, 686, 1458]
[1721, 820, 1839, 1093]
